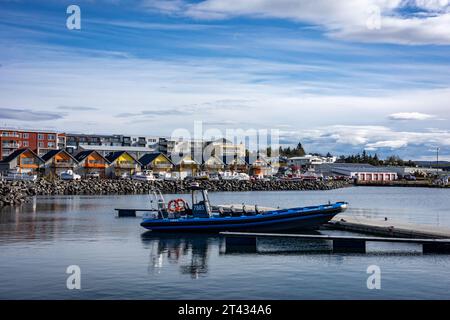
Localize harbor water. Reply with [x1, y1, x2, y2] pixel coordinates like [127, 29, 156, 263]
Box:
[0, 187, 450, 299]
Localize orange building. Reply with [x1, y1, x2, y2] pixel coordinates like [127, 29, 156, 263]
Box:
[0, 128, 64, 159]
[41, 149, 78, 176]
[74, 150, 110, 178]
[0, 148, 44, 174]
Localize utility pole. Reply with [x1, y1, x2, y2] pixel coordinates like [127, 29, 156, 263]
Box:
[436, 147, 440, 175]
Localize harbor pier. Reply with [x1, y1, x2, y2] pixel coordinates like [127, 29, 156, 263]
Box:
[221, 232, 450, 254]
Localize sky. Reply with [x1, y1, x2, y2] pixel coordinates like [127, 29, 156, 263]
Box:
[0, 0, 449, 160]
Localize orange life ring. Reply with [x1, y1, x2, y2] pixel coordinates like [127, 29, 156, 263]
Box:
[168, 199, 187, 212]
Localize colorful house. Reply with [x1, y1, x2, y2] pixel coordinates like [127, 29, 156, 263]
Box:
[0, 148, 43, 174]
[202, 155, 225, 173]
[247, 156, 272, 177]
[138, 153, 174, 173]
[74, 150, 110, 178]
[223, 156, 249, 173]
[174, 155, 200, 178]
[41, 149, 79, 176]
[105, 151, 141, 178]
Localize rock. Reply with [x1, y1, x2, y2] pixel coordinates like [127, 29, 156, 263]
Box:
[0, 178, 351, 208]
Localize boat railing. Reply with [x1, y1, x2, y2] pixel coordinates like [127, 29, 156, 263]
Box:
[148, 188, 166, 214]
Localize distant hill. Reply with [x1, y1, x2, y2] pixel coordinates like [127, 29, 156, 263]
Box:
[414, 161, 450, 169]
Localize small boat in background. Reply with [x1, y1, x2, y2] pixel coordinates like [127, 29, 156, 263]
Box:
[132, 170, 156, 181]
[2, 168, 37, 182]
[220, 171, 251, 181]
[140, 183, 348, 233]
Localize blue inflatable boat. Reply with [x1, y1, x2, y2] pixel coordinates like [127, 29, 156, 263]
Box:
[140, 183, 348, 233]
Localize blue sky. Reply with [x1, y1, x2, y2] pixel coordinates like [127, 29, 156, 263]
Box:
[0, 0, 450, 160]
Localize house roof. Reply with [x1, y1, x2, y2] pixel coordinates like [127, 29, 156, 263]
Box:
[171, 155, 200, 165]
[139, 153, 173, 166]
[0, 148, 43, 163]
[204, 155, 225, 165]
[74, 150, 110, 164]
[222, 155, 248, 165]
[41, 149, 78, 163]
[105, 151, 141, 165]
[246, 155, 271, 166]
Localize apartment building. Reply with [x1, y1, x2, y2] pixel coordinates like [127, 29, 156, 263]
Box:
[122, 135, 159, 149]
[0, 128, 62, 159]
[66, 133, 160, 154]
[66, 134, 123, 153]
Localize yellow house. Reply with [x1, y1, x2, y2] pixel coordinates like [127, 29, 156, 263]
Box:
[138, 153, 174, 173]
[105, 151, 141, 178]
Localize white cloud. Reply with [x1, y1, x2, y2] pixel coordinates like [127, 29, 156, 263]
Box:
[388, 112, 435, 120]
[280, 125, 450, 157]
[143, 0, 450, 45]
[366, 139, 409, 149]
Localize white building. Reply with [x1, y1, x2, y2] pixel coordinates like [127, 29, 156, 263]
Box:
[288, 155, 337, 167]
[331, 166, 397, 182]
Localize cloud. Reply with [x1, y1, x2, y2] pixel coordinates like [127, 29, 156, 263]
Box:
[57, 106, 99, 111]
[365, 139, 409, 149]
[279, 125, 450, 158]
[0, 107, 64, 121]
[388, 112, 435, 120]
[144, 0, 450, 45]
[114, 100, 254, 118]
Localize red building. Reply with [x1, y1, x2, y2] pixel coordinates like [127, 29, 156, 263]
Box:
[0, 128, 66, 160]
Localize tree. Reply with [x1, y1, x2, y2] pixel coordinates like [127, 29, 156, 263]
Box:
[338, 152, 415, 167]
[279, 142, 306, 157]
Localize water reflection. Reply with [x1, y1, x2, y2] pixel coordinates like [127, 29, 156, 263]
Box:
[0, 197, 104, 244]
[141, 232, 215, 279]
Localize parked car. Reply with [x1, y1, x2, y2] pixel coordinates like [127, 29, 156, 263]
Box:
[404, 174, 417, 181]
[60, 170, 81, 181]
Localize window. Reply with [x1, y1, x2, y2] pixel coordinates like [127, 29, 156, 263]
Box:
[38, 142, 44, 148]
[23, 141, 29, 147]
[47, 142, 55, 148]
[38, 134, 45, 140]
[47, 134, 56, 140]
[23, 133, 29, 139]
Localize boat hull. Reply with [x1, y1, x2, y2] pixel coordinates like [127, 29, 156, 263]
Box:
[140, 202, 347, 233]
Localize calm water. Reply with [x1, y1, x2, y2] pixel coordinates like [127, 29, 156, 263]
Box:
[0, 187, 450, 299]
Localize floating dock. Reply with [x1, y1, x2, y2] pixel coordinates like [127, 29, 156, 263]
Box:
[327, 214, 450, 239]
[221, 231, 450, 254]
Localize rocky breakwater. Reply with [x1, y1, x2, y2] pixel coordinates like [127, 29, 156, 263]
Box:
[0, 178, 351, 207]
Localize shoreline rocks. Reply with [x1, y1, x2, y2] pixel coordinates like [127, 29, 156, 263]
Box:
[0, 178, 351, 207]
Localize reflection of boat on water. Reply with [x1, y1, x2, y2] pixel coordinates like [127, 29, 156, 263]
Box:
[140, 183, 348, 233]
[141, 231, 337, 278]
[142, 232, 213, 278]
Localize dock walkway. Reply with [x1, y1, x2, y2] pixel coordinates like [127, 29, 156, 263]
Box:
[221, 231, 450, 253]
[328, 215, 450, 239]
